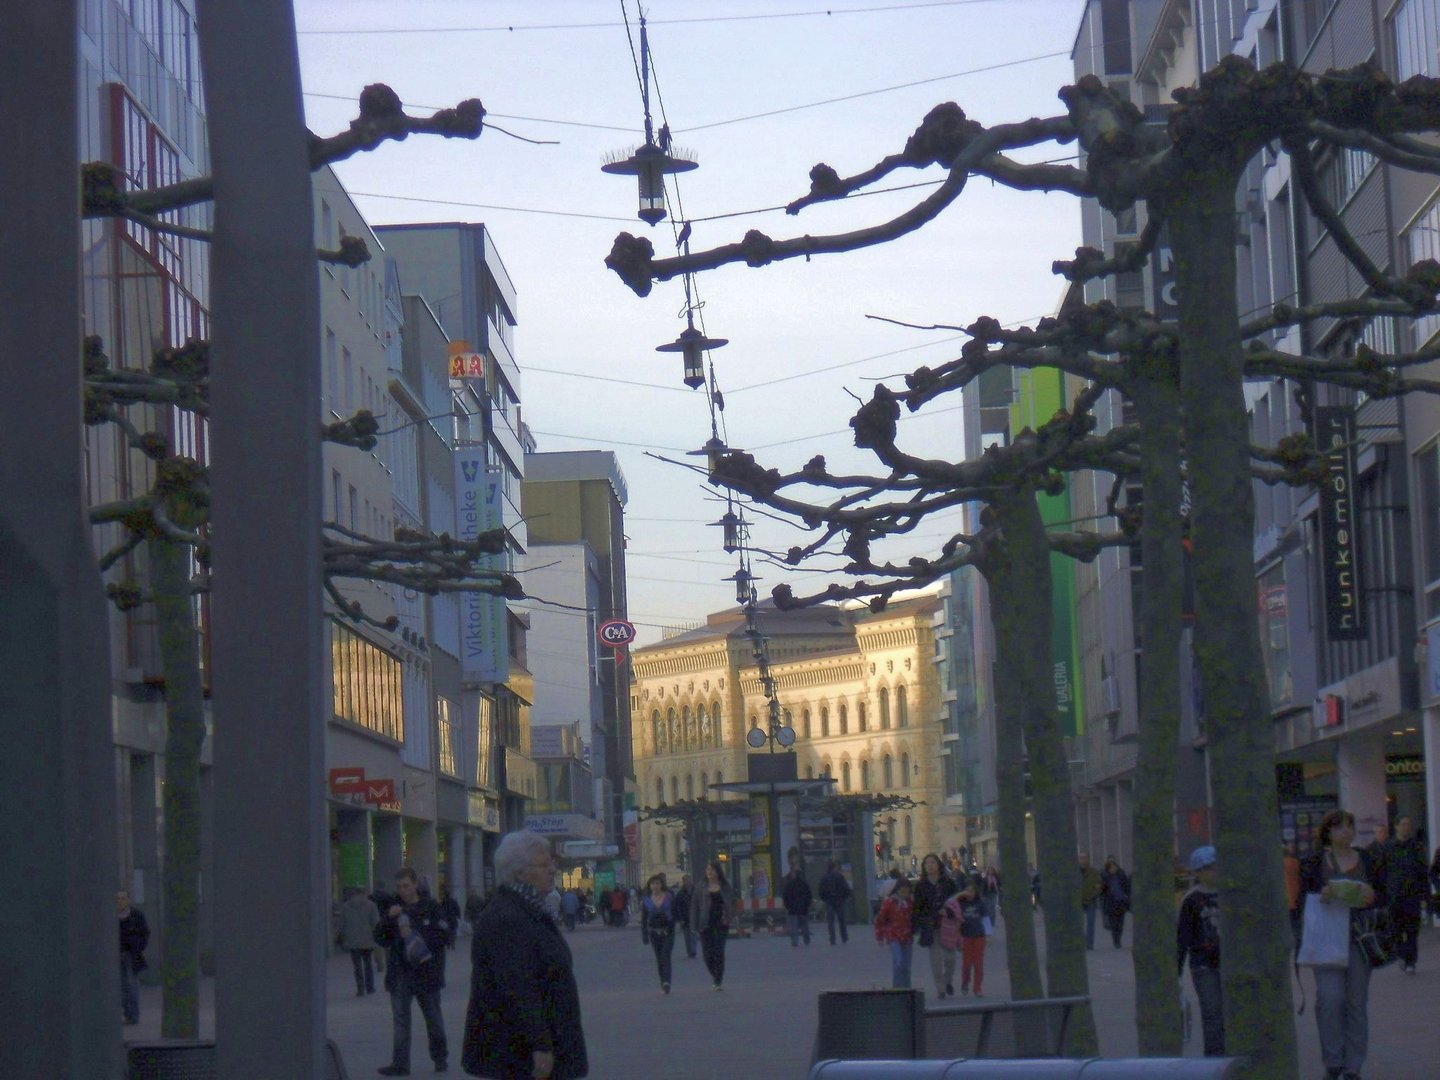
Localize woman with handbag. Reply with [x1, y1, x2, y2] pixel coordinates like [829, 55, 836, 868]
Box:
[1300, 809, 1385, 1080]
[912, 853, 955, 998]
[640, 874, 677, 994]
[1100, 856, 1131, 949]
[692, 861, 734, 990]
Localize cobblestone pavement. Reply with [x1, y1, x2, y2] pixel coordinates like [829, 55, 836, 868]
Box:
[126, 916, 1440, 1078]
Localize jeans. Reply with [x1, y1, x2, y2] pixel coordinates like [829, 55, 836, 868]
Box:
[928, 942, 957, 993]
[701, 927, 727, 986]
[1082, 902, 1097, 949]
[349, 948, 374, 994]
[825, 902, 848, 944]
[650, 928, 675, 985]
[120, 954, 140, 1023]
[678, 920, 697, 957]
[889, 940, 913, 988]
[1393, 904, 1422, 967]
[389, 982, 447, 1070]
[1190, 965, 1225, 1056]
[1313, 940, 1371, 1074]
[787, 913, 811, 946]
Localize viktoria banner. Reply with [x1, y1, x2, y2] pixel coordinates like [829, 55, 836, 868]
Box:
[453, 448, 509, 683]
[1314, 406, 1364, 641]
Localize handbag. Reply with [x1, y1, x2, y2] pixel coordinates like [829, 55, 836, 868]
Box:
[1352, 907, 1395, 969]
[981, 915, 994, 937]
[1296, 893, 1349, 968]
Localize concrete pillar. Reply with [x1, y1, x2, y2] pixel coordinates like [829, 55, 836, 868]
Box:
[131, 754, 162, 974]
[1338, 732, 1388, 845]
[374, 816, 405, 884]
[197, 4, 327, 1077]
[0, 3, 122, 1074]
[1423, 707, 1440, 866]
[406, 819, 440, 888]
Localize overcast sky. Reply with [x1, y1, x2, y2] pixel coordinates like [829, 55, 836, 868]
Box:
[295, 0, 1084, 645]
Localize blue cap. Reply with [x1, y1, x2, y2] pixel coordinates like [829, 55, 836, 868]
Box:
[1189, 846, 1217, 871]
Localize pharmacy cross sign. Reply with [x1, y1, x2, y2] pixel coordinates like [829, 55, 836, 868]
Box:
[597, 618, 637, 664]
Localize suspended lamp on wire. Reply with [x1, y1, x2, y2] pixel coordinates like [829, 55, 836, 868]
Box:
[602, 141, 697, 225]
[726, 567, 757, 606]
[709, 509, 743, 553]
[656, 313, 726, 388]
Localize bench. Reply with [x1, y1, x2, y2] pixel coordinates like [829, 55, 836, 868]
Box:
[925, 994, 1090, 1058]
[807, 1058, 1243, 1079]
[125, 1038, 349, 1079]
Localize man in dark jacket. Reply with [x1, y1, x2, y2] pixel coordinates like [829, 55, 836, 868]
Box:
[673, 874, 697, 958]
[782, 865, 813, 947]
[117, 890, 149, 1025]
[1382, 815, 1429, 973]
[463, 830, 587, 1079]
[375, 867, 452, 1076]
[817, 861, 852, 945]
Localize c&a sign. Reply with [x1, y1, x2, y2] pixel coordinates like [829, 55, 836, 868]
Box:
[1314, 407, 1364, 641]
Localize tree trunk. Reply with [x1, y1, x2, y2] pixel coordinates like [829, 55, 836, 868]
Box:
[1129, 359, 1186, 1055]
[985, 487, 1097, 1055]
[1166, 176, 1298, 1079]
[151, 536, 207, 1040]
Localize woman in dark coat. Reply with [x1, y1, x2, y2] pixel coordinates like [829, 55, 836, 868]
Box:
[692, 860, 734, 990]
[462, 830, 588, 1079]
[912, 853, 956, 997]
[1100, 856, 1131, 949]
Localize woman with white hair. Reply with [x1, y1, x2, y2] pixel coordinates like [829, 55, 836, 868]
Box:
[462, 830, 589, 1079]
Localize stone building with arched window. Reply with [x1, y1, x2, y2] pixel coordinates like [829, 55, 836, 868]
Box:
[630, 593, 961, 883]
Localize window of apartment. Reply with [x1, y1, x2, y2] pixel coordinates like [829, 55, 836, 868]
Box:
[1417, 441, 1440, 619]
[838, 704, 848, 735]
[700, 772, 708, 798]
[685, 774, 694, 801]
[330, 620, 403, 741]
[655, 776, 664, 806]
[331, 469, 342, 522]
[841, 761, 852, 792]
[802, 709, 811, 739]
[820, 707, 830, 738]
[325, 329, 338, 412]
[342, 347, 354, 415]
[1406, 197, 1440, 348]
[320, 200, 333, 253]
[883, 755, 894, 789]
[879, 687, 891, 729]
[1394, 0, 1440, 80]
[670, 776, 679, 804]
[348, 485, 358, 532]
[1257, 563, 1293, 711]
[858, 702, 868, 732]
[476, 693, 493, 789]
[437, 695, 459, 777]
[712, 701, 722, 742]
[860, 760, 871, 790]
[901, 752, 912, 787]
[897, 685, 909, 727]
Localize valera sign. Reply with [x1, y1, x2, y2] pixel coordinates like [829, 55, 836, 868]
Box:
[1314, 406, 1364, 641]
[328, 766, 365, 796]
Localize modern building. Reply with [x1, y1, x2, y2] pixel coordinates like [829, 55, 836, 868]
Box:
[628, 596, 954, 885]
[522, 449, 634, 879]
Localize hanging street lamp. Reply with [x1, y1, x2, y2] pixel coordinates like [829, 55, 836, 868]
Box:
[709, 508, 743, 553]
[602, 141, 698, 225]
[656, 315, 726, 389]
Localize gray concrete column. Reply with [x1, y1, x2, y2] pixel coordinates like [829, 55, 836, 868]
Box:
[197, 3, 327, 1077]
[374, 816, 405, 884]
[0, 3, 121, 1075]
[1338, 732, 1388, 844]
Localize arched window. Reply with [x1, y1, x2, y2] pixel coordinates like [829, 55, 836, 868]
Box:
[668, 707, 678, 747]
[897, 684, 909, 728]
[822, 760, 833, 779]
[806, 765, 815, 779]
[712, 701, 723, 745]
[802, 709, 812, 739]
[904, 814, 914, 851]
[717, 766, 724, 786]
[653, 710, 665, 753]
[860, 759, 871, 790]
[841, 761, 852, 792]
[686, 774, 695, 801]
[697, 704, 709, 748]
[901, 752, 911, 787]
[879, 688, 891, 730]
[655, 776, 664, 806]
[839, 703, 848, 735]
[670, 775, 679, 803]
[883, 754, 894, 788]
[858, 702, 868, 732]
[821, 707, 830, 738]
[660, 832, 668, 862]
[700, 771, 709, 798]
[684, 706, 696, 747]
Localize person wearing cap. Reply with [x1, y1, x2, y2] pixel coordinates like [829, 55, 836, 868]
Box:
[1176, 845, 1224, 1056]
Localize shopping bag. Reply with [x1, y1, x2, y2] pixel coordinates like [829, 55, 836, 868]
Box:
[1352, 907, 1395, 969]
[1296, 893, 1349, 968]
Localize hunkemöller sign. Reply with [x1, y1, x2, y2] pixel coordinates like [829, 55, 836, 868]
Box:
[1314, 406, 1364, 641]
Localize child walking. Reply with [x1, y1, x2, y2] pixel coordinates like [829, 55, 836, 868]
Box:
[874, 878, 916, 989]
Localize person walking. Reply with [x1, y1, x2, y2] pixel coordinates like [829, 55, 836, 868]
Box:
[1029, 864, 1041, 911]
[782, 864, 813, 947]
[1100, 856, 1131, 949]
[949, 873, 988, 997]
[609, 886, 627, 928]
[1381, 816, 1428, 973]
[1283, 844, 1304, 953]
[1176, 846, 1224, 1057]
[117, 890, 149, 1026]
[673, 874, 697, 958]
[913, 853, 955, 998]
[340, 885, 381, 996]
[463, 891, 486, 937]
[1078, 853, 1103, 949]
[817, 861, 852, 945]
[640, 874, 678, 994]
[874, 877, 916, 989]
[560, 888, 581, 932]
[439, 888, 462, 948]
[375, 867, 452, 1076]
[462, 830, 588, 1080]
[693, 861, 734, 990]
[1302, 808, 1384, 1080]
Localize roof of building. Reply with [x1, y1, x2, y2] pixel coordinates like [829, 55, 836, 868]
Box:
[634, 601, 852, 653]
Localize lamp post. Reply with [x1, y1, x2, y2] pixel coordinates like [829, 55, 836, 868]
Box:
[602, 141, 697, 226]
[655, 315, 726, 389]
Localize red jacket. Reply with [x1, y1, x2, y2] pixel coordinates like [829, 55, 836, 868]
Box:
[874, 895, 913, 944]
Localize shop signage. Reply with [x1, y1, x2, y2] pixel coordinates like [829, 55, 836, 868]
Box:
[1314, 406, 1364, 640]
[1313, 657, 1401, 734]
[328, 766, 365, 795]
[523, 813, 605, 841]
[1385, 755, 1426, 783]
[449, 351, 484, 380]
[454, 447, 508, 684]
[362, 778, 395, 803]
[1426, 622, 1440, 704]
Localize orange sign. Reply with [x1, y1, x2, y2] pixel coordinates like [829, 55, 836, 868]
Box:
[448, 340, 484, 380]
[363, 779, 396, 803]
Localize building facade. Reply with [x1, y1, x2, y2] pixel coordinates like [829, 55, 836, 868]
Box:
[629, 597, 955, 885]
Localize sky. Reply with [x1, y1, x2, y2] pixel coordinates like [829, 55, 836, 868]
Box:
[294, 0, 1086, 645]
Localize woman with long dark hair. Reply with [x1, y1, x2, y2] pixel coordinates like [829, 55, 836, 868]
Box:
[640, 873, 677, 994]
[692, 861, 734, 990]
[912, 853, 956, 997]
[1302, 809, 1384, 1080]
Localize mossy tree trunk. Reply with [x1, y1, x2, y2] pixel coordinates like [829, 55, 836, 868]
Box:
[1128, 356, 1186, 1055]
[983, 486, 1097, 1055]
[150, 536, 206, 1039]
[1166, 174, 1297, 1079]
